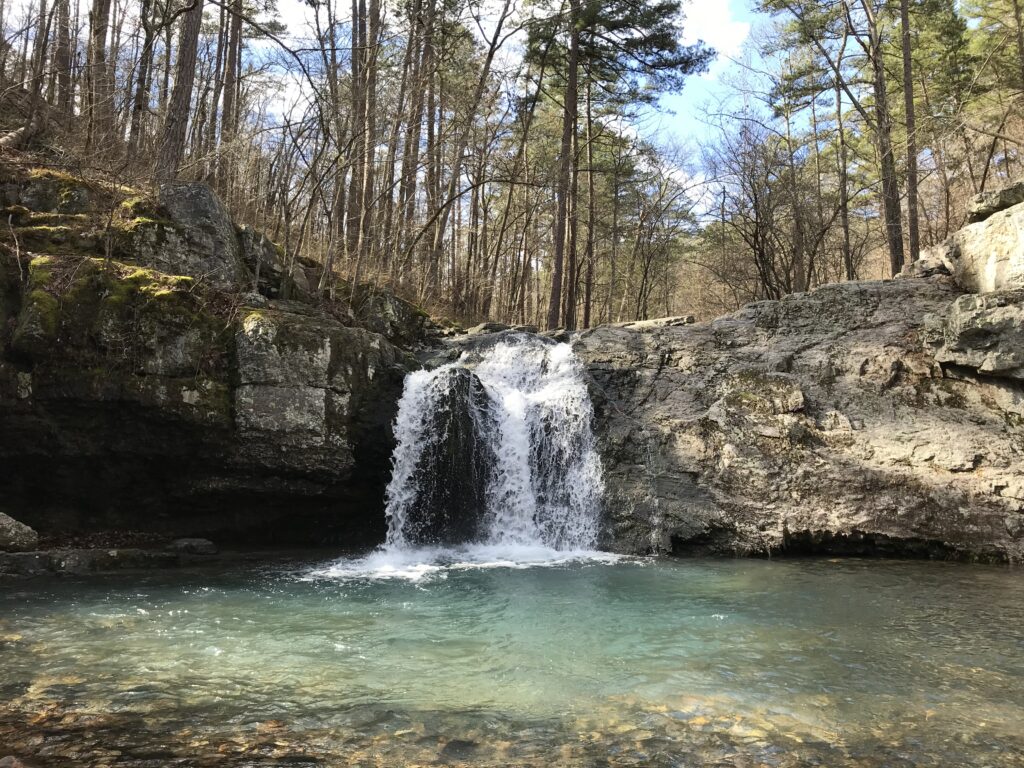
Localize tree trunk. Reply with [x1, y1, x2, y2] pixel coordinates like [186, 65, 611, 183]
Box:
[86, 0, 112, 150]
[836, 82, 854, 280]
[345, 0, 366, 278]
[864, 2, 905, 276]
[546, 0, 579, 330]
[900, 0, 920, 262]
[53, 0, 71, 117]
[1011, 0, 1024, 87]
[220, 0, 243, 191]
[127, 0, 155, 159]
[156, 0, 204, 179]
[583, 77, 596, 328]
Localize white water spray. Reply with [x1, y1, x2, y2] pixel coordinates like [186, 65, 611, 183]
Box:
[384, 334, 604, 551]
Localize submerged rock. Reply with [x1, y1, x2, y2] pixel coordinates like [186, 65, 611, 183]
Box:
[167, 537, 217, 555]
[0, 547, 180, 576]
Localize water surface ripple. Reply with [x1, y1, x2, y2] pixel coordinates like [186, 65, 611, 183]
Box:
[1, 556, 1023, 766]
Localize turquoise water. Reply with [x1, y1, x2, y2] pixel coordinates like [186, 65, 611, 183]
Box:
[1, 553, 1023, 766]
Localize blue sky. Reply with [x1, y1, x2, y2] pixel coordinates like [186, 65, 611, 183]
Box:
[651, 0, 761, 149]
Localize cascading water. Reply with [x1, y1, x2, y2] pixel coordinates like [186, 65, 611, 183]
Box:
[384, 333, 604, 552]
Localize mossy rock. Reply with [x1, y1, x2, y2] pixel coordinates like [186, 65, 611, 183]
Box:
[21, 169, 101, 215]
[117, 195, 171, 226]
[8, 224, 100, 255]
[12, 255, 228, 377]
[10, 256, 60, 354]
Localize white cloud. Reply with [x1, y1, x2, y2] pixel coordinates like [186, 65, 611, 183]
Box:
[681, 0, 751, 80]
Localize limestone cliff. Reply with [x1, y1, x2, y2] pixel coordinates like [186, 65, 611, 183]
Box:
[2, 160, 1023, 561]
[0, 162, 423, 545]
[574, 189, 1024, 561]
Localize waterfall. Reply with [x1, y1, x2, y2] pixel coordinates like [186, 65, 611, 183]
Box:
[384, 333, 604, 551]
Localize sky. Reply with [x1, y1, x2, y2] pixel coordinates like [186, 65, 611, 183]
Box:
[667, 0, 758, 146]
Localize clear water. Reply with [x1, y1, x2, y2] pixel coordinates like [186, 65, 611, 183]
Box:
[2, 554, 1023, 767]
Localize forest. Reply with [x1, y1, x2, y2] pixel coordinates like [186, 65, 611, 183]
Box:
[0, 0, 1021, 327]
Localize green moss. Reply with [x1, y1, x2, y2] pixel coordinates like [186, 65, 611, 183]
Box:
[24, 289, 59, 337]
[117, 195, 169, 223]
[26, 254, 56, 286]
[16, 224, 75, 236]
[27, 168, 83, 185]
[12, 211, 89, 226]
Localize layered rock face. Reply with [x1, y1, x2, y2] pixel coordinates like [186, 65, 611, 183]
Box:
[4, 160, 1024, 561]
[0, 165, 417, 545]
[578, 274, 1023, 562]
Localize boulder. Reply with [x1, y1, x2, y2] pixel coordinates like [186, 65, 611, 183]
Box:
[16, 170, 98, 214]
[576, 276, 1024, 561]
[466, 321, 511, 335]
[612, 315, 696, 331]
[120, 183, 251, 290]
[897, 254, 951, 280]
[350, 286, 428, 346]
[237, 226, 312, 299]
[967, 179, 1024, 223]
[922, 199, 1024, 293]
[0, 512, 38, 552]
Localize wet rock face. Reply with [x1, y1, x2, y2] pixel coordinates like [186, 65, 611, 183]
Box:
[399, 367, 495, 545]
[576, 277, 1024, 561]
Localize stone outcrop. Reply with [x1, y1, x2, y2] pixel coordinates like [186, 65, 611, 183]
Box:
[0, 513, 38, 552]
[0, 162, 417, 546]
[925, 290, 1024, 379]
[4, 159, 1023, 563]
[575, 277, 1024, 561]
[920, 178, 1024, 293]
[967, 178, 1024, 223]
